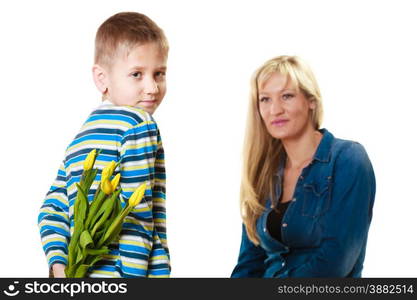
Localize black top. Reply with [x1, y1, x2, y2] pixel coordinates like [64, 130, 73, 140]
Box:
[266, 201, 290, 242]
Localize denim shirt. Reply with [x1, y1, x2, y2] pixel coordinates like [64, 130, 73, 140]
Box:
[231, 129, 376, 278]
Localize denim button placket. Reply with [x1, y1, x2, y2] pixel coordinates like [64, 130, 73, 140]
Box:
[258, 208, 288, 252]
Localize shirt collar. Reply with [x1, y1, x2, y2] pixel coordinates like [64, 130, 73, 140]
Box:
[276, 128, 333, 175]
[101, 99, 113, 106]
[312, 128, 333, 163]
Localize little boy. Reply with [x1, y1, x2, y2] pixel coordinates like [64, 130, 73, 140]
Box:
[38, 12, 170, 278]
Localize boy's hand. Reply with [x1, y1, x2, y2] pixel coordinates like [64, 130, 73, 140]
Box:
[52, 263, 66, 278]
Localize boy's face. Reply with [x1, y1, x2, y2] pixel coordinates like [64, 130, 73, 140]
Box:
[104, 42, 167, 114]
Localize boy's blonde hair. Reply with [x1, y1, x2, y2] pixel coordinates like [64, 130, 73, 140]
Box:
[241, 56, 323, 244]
[94, 12, 169, 68]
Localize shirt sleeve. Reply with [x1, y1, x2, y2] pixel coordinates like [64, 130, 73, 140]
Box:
[152, 133, 169, 255]
[147, 132, 171, 276]
[118, 120, 169, 277]
[279, 142, 376, 277]
[38, 161, 70, 268]
[231, 224, 267, 277]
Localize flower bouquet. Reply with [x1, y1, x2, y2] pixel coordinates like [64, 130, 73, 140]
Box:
[64, 149, 146, 277]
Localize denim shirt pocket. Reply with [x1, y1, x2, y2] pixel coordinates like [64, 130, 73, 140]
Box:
[301, 177, 331, 218]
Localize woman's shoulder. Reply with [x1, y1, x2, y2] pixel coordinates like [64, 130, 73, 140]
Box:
[330, 134, 372, 169]
[326, 131, 375, 190]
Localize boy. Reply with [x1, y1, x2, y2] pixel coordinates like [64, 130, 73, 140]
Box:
[38, 12, 170, 278]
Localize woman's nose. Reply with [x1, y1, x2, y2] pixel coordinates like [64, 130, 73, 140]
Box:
[270, 99, 284, 115]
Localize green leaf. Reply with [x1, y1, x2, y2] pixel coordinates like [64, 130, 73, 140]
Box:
[65, 264, 77, 278]
[104, 198, 121, 241]
[74, 264, 90, 278]
[67, 227, 83, 266]
[80, 230, 94, 249]
[75, 183, 89, 223]
[96, 195, 130, 248]
[90, 210, 106, 230]
[90, 196, 111, 228]
[109, 194, 121, 220]
[92, 183, 101, 201]
[85, 247, 109, 255]
[94, 226, 106, 244]
[88, 255, 105, 269]
[83, 168, 97, 187]
[85, 190, 107, 230]
[98, 220, 124, 248]
[75, 244, 84, 265]
[90, 190, 121, 237]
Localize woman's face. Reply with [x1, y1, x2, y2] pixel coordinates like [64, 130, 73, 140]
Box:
[258, 72, 316, 141]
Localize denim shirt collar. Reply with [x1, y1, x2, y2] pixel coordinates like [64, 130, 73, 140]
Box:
[313, 128, 333, 163]
[271, 128, 334, 208]
[276, 128, 334, 176]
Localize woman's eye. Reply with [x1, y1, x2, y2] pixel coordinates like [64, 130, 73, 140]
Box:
[131, 72, 142, 78]
[282, 93, 294, 100]
[259, 97, 270, 102]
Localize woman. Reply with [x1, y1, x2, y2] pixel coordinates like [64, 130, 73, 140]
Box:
[231, 56, 376, 277]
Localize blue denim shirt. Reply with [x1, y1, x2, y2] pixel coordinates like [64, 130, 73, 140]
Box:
[231, 129, 376, 278]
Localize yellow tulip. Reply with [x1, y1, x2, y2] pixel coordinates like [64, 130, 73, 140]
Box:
[101, 179, 113, 195]
[101, 161, 116, 182]
[111, 173, 121, 191]
[128, 183, 147, 207]
[83, 149, 97, 171]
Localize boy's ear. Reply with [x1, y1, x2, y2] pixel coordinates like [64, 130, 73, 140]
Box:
[92, 64, 108, 94]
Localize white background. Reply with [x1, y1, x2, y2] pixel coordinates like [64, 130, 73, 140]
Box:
[0, 0, 416, 277]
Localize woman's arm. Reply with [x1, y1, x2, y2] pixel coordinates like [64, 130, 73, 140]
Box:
[231, 224, 267, 277]
[279, 142, 376, 277]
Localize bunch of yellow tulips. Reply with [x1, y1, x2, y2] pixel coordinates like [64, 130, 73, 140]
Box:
[65, 149, 146, 277]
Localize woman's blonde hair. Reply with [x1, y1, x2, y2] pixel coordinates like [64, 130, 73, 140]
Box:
[241, 55, 323, 244]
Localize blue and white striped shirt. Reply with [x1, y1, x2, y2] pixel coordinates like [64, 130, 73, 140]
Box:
[38, 101, 169, 277]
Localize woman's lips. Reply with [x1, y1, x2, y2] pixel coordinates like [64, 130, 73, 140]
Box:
[271, 119, 289, 126]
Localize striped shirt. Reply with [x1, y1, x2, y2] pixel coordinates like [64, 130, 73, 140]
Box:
[38, 101, 170, 277]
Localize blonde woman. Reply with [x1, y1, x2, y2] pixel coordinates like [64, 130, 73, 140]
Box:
[231, 56, 376, 277]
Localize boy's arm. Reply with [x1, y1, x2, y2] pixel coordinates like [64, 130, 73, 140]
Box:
[51, 263, 66, 278]
[152, 134, 168, 254]
[38, 161, 70, 276]
[118, 120, 169, 277]
[147, 133, 170, 276]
